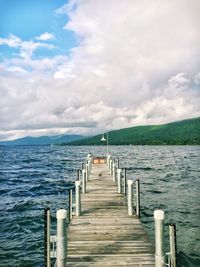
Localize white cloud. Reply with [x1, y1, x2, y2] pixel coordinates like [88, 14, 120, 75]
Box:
[36, 32, 55, 41]
[54, 62, 76, 79]
[0, 0, 200, 140]
[7, 66, 28, 75]
[194, 72, 200, 85]
[56, 0, 78, 15]
[168, 73, 190, 87]
[0, 34, 55, 58]
[0, 34, 21, 47]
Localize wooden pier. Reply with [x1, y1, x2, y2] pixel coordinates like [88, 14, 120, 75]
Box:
[66, 160, 155, 266]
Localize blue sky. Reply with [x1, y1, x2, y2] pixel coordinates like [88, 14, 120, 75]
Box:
[0, 0, 76, 60]
[0, 0, 199, 141]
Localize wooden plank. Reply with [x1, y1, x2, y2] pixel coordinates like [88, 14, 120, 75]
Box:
[67, 162, 155, 266]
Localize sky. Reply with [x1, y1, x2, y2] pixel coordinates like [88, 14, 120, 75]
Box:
[0, 0, 200, 141]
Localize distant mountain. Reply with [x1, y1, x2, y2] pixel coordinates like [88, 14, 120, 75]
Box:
[0, 134, 85, 146]
[68, 117, 200, 145]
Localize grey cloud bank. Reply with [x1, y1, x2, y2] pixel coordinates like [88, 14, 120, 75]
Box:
[0, 0, 200, 140]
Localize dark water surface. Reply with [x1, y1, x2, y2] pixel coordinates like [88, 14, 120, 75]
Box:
[0, 145, 199, 267]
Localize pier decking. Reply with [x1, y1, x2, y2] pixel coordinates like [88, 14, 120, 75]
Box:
[67, 161, 155, 266]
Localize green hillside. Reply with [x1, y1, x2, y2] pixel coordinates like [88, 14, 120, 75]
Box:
[68, 117, 200, 145]
[0, 134, 85, 146]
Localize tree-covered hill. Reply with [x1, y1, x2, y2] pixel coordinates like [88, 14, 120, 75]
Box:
[68, 117, 200, 145]
[0, 134, 85, 146]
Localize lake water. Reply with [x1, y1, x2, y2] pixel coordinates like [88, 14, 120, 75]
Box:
[0, 145, 199, 267]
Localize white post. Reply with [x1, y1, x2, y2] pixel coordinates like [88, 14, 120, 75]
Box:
[87, 159, 90, 174]
[136, 179, 140, 217]
[85, 163, 89, 181]
[116, 158, 119, 168]
[112, 163, 116, 182]
[69, 189, 73, 220]
[154, 210, 165, 267]
[117, 168, 122, 193]
[169, 223, 177, 267]
[75, 181, 81, 216]
[88, 159, 92, 174]
[127, 180, 133, 216]
[109, 159, 113, 174]
[123, 168, 127, 195]
[56, 209, 67, 267]
[77, 169, 80, 180]
[87, 153, 91, 160]
[108, 156, 110, 169]
[82, 162, 84, 170]
[107, 154, 111, 166]
[82, 169, 86, 194]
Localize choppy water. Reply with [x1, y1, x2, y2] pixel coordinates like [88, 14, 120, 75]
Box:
[0, 145, 199, 267]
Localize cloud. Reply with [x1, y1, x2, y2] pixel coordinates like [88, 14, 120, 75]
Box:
[0, 34, 55, 58]
[56, 0, 77, 15]
[7, 66, 28, 75]
[194, 72, 200, 85]
[168, 73, 190, 87]
[0, 0, 200, 140]
[54, 62, 76, 79]
[0, 34, 21, 47]
[36, 32, 55, 41]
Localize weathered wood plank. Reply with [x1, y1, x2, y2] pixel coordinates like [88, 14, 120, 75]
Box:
[67, 162, 155, 266]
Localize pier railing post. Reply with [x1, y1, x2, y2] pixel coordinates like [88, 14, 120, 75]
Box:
[77, 169, 80, 180]
[112, 163, 116, 182]
[44, 207, 51, 267]
[87, 153, 92, 174]
[87, 153, 92, 161]
[56, 209, 67, 267]
[154, 210, 165, 267]
[136, 179, 140, 218]
[169, 223, 177, 267]
[123, 168, 127, 195]
[89, 158, 92, 174]
[116, 158, 119, 168]
[86, 163, 89, 182]
[82, 169, 86, 194]
[107, 154, 111, 166]
[75, 181, 81, 216]
[127, 180, 133, 216]
[109, 159, 113, 175]
[117, 168, 122, 193]
[69, 189, 73, 220]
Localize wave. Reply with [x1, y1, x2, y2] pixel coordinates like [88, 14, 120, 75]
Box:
[127, 166, 153, 171]
[0, 145, 199, 267]
[178, 251, 200, 267]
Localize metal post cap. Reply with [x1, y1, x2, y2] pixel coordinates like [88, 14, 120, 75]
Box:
[127, 179, 134, 185]
[56, 209, 67, 219]
[154, 209, 164, 220]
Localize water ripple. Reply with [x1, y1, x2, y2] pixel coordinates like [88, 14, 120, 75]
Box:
[0, 145, 199, 267]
